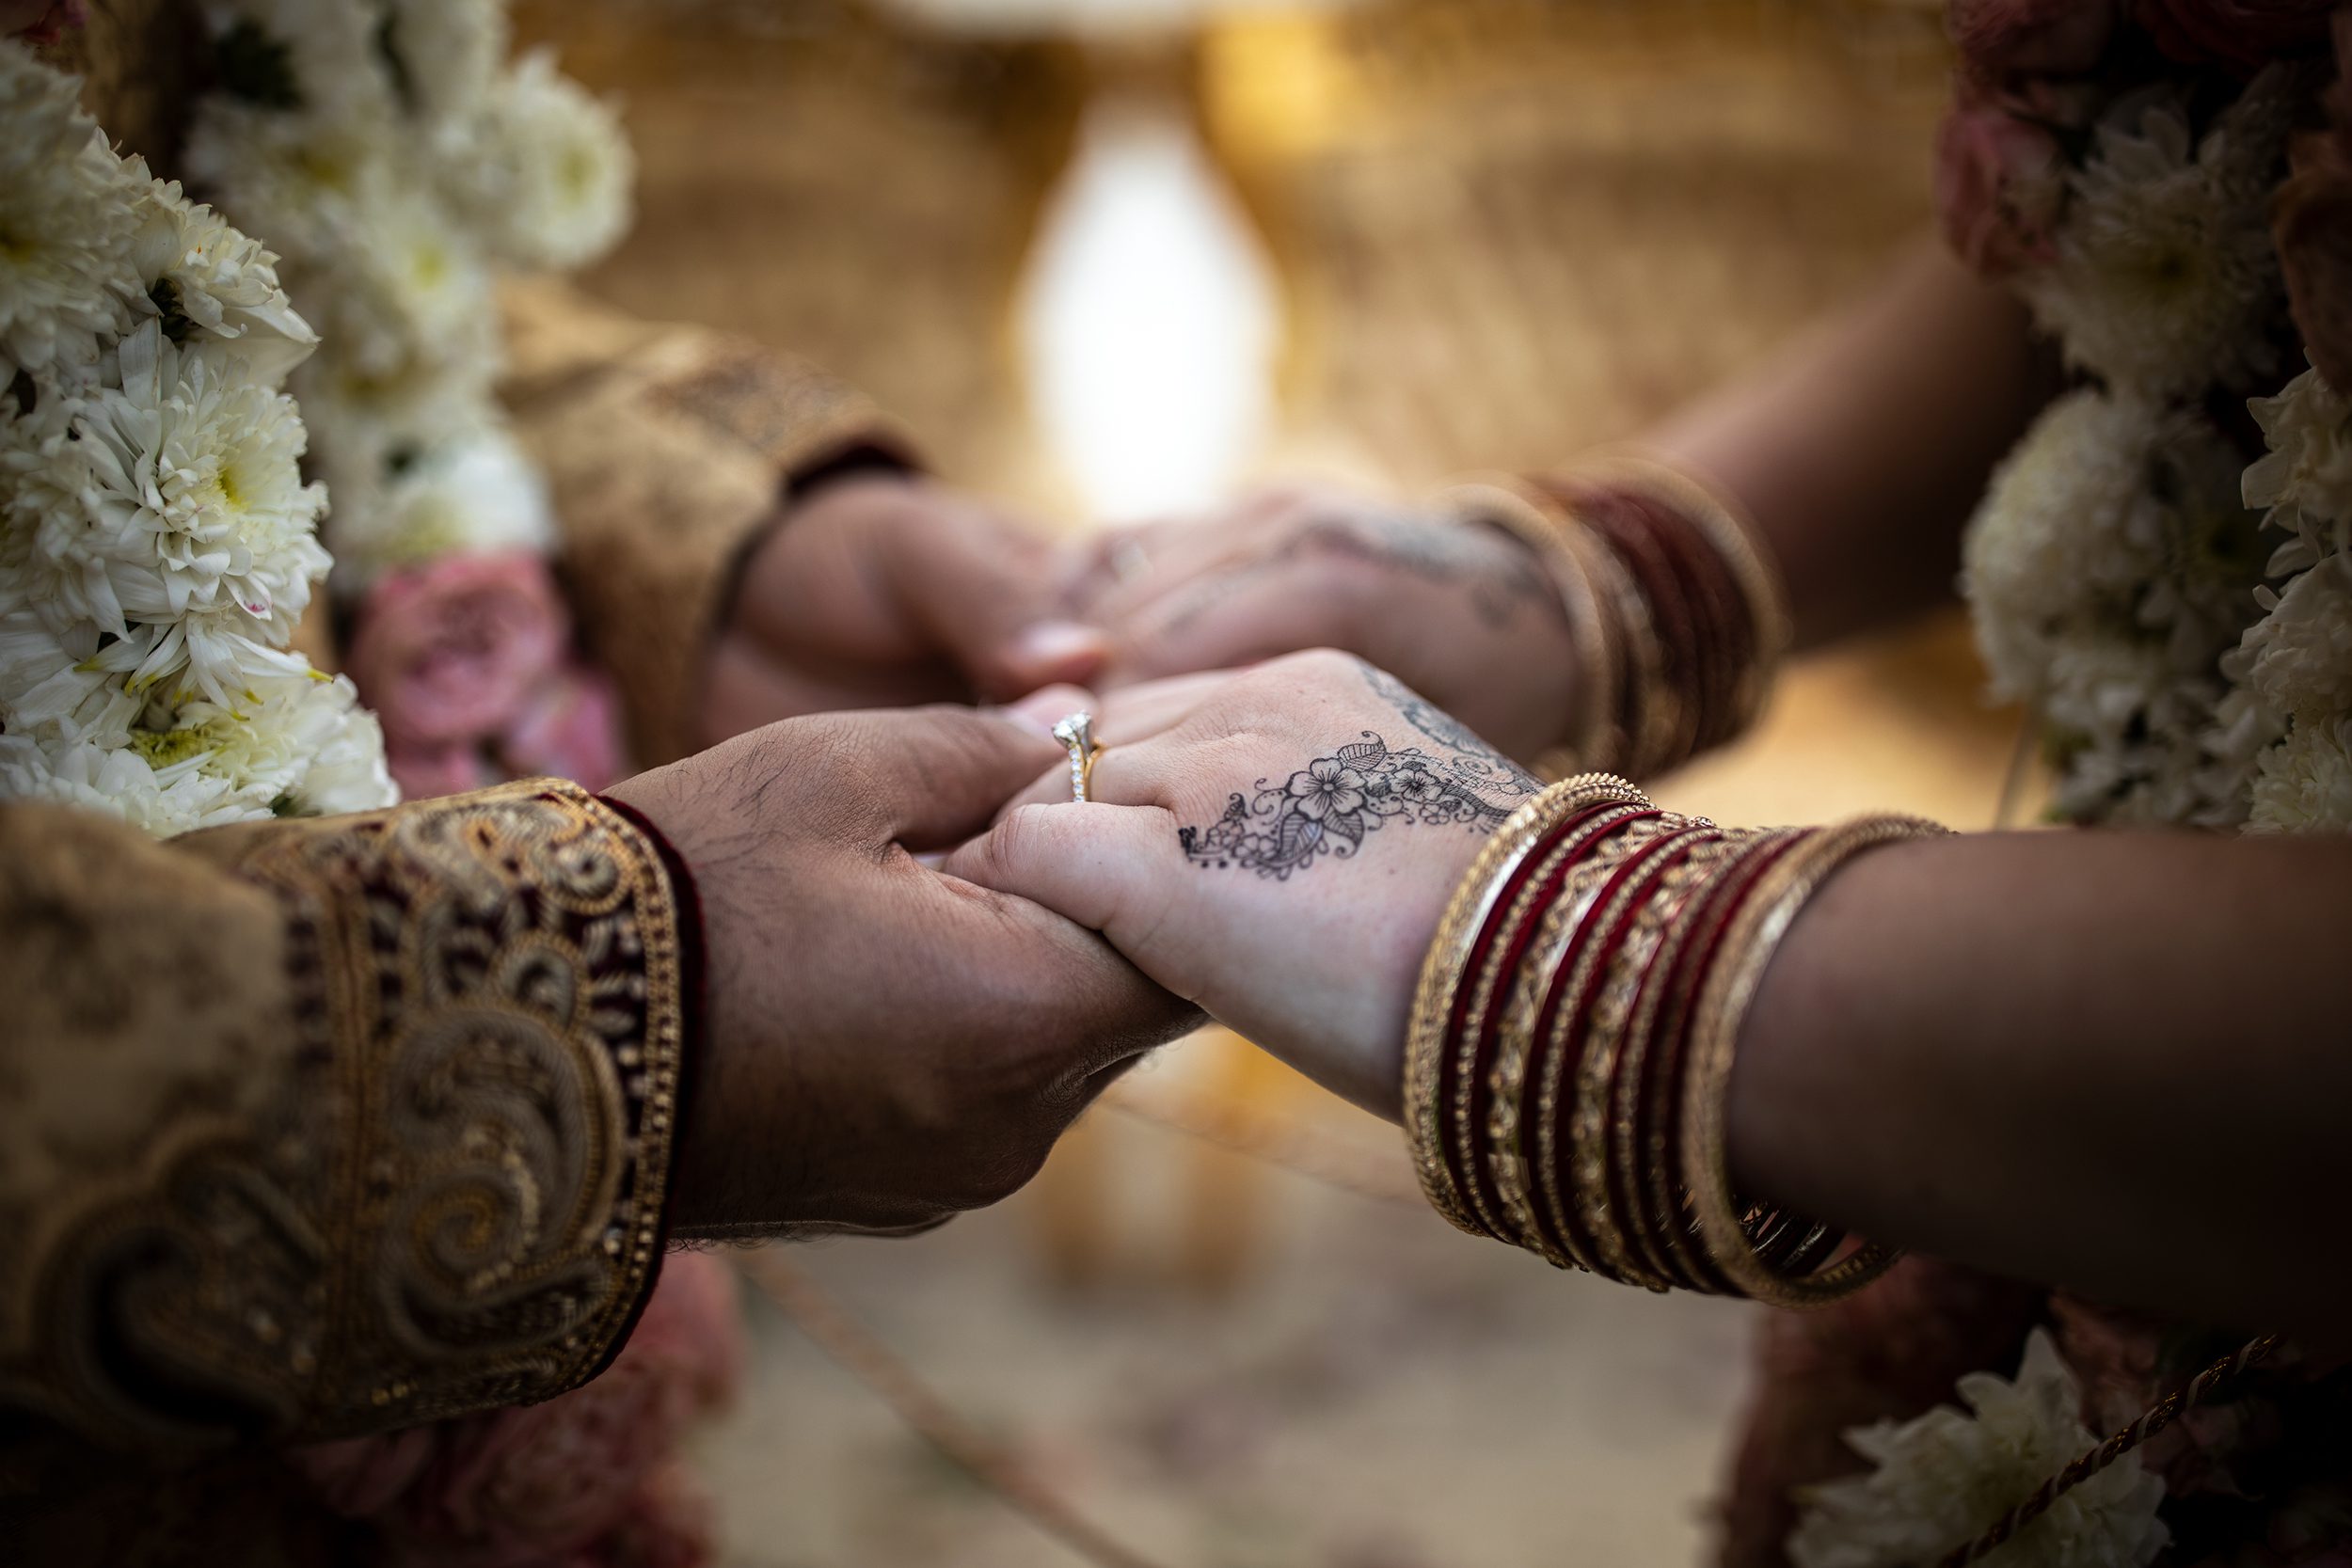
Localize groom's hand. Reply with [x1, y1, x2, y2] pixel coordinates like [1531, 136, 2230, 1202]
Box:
[702, 472, 1110, 743]
[608, 705, 1197, 1237]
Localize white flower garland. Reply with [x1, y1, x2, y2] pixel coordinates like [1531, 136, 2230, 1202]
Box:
[1963, 66, 2352, 833]
[1790, 1331, 2169, 1568]
[0, 40, 393, 836]
[185, 0, 631, 590]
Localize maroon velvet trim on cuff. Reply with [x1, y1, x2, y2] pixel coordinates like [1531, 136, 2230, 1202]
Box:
[583, 791, 711, 1383]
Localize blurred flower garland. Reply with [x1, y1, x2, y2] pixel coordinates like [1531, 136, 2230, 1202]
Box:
[0, 39, 394, 834]
[1942, 0, 2352, 832]
[187, 0, 636, 798]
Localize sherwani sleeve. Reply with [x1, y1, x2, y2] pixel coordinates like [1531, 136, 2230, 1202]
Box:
[0, 780, 694, 1451]
[501, 280, 915, 768]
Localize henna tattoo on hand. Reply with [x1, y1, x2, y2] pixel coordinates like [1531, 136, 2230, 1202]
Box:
[1177, 730, 1533, 879]
[1156, 508, 1551, 638]
[1359, 664, 1541, 797]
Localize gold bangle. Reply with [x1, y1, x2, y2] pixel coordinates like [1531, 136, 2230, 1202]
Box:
[1615, 827, 1808, 1292]
[1569, 828, 1749, 1291]
[1403, 774, 1649, 1234]
[1529, 813, 1707, 1285]
[1451, 797, 1652, 1243]
[1487, 811, 1685, 1270]
[1677, 814, 1945, 1307]
[1565, 447, 1792, 730]
[1438, 478, 1623, 773]
[1454, 817, 1611, 1245]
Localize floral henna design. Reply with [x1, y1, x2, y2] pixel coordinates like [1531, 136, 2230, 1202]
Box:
[1178, 731, 1530, 879]
[1360, 664, 1542, 798]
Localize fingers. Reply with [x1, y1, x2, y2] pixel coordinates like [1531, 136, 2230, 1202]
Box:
[879, 495, 1111, 700]
[1106, 564, 1359, 687]
[1003, 673, 1229, 749]
[1072, 515, 1257, 626]
[1093, 669, 1246, 741]
[925, 876, 1200, 1080]
[838, 705, 1069, 850]
[702, 632, 962, 747]
[942, 801, 1191, 988]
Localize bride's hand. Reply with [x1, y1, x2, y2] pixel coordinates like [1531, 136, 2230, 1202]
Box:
[945, 650, 1543, 1117]
[1066, 484, 1584, 764]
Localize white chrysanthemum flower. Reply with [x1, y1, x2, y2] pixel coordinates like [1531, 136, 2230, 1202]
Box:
[0, 608, 122, 734]
[2019, 71, 2298, 398]
[2193, 674, 2283, 830]
[454, 49, 634, 272]
[287, 337, 495, 526]
[184, 100, 406, 262]
[1964, 388, 2265, 824]
[2247, 715, 2352, 833]
[2243, 364, 2352, 578]
[0, 666, 394, 835]
[0, 44, 143, 376]
[1965, 389, 2260, 698]
[1788, 1330, 2168, 1568]
[327, 420, 555, 589]
[2043, 658, 2226, 826]
[8, 322, 330, 705]
[2238, 554, 2352, 725]
[125, 172, 319, 386]
[198, 0, 389, 120]
[318, 179, 499, 385]
[380, 0, 509, 129]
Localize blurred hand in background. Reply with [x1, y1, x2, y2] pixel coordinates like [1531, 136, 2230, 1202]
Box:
[702, 470, 1114, 746]
[1065, 483, 1584, 764]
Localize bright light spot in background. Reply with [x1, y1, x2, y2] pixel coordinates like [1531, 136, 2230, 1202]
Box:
[1020, 102, 1279, 521]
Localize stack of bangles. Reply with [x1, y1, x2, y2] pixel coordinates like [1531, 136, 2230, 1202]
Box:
[1405, 772, 1947, 1306]
[1440, 451, 1792, 780]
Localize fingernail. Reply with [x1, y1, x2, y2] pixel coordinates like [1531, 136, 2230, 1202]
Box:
[1009, 621, 1109, 673]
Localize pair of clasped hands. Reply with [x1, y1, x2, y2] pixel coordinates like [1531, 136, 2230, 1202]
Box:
[609, 471, 1587, 1241]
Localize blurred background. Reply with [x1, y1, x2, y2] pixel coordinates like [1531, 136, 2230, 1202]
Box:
[511, 3, 2020, 1563]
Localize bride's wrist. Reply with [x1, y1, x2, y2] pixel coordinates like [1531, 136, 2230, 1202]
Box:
[1436, 451, 1791, 780]
[1400, 772, 1944, 1302]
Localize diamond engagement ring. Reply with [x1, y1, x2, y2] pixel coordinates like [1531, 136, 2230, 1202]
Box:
[1051, 711, 1103, 802]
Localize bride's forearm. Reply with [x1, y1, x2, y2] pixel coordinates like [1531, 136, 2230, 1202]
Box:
[1646, 241, 2056, 650]
[1730, 830, 2352, 1335]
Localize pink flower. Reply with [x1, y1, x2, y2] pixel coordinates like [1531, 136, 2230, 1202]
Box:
[292, 1427, 438, 1518]
[497, 662, 628, 791]
[386, 741, 499, 802]
[3, 0, 84, 41]
[1935, 87, 2069, 276]
[1949, 0, 2121, 81]
[292, 1253, 744, 1568]
[346, 550, 569, 751]
[584, 1465, 719, 1568]
[2133, 0, 2335, 74]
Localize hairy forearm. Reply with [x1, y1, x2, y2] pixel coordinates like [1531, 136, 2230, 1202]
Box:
[1647, 241, 2057, 649]
[1730, 830, 2352, 1335]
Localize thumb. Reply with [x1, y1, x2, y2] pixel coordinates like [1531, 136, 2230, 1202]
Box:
[942, 801, 1192, 994]
[882, 502, 1111, 700]
[843, 706, 1069, 851]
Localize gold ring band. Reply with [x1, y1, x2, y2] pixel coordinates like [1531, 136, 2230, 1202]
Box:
[1051, 711, 1104, 802]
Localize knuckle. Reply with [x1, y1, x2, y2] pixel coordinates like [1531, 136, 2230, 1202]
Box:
[988, 802, 1056, 873]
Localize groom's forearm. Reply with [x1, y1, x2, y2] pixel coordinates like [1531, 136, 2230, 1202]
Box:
[1645, 240, 2057, 650]
[1729, 828, 2352, 1336]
